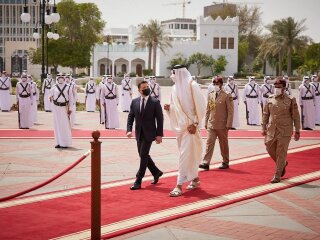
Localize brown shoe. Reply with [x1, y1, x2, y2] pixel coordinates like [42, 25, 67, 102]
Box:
[281, 161, 288, 177]
[218, 163, 229, 169]
[270, 176, 280, 184]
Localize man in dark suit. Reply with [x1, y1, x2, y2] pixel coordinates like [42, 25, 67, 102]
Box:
[127, 80, 164, 190]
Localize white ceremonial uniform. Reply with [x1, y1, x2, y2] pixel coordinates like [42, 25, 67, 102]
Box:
[167, 68, 206, 185]
[121, 77, 132, 112]
[311, 77, 320, 125]
[284, 78, 292, 96]
[224, 80, 240, 128]
[207, 83, 214, 99]
[29, 79, 39, 123]
[66, 78, 77, 127]
[243, 79, 261, 125]
[16, 80, 33, 128]
[260, 80, 274, 109]
[50, 82, 73, 147]
[0, 75, 12, 111]
[85, 79, 96, 112]
[100, 80, 119, 129]
[149, 79, 161, 102]
[42, 76, 54, 111]
[299, 79, 316, 129]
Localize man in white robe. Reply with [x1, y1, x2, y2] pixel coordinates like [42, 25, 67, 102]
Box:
[224, 76, 240, 129]
[260, 76, 274, 114]
[100, 76, 119, 129]
[121, 74, 132, 112]
[311, 75, 320, 125]
[49, 74, 73, 148]
[0, 71, 12, 112]
[284, 75, 292, 96]
[97, 75, 108, 124]
[65, 74, 77, 127]
[299, 76, 316, 130]
[42, 73, 54, 112]
[164, 65, 206, 197]
[16, 74, 33, 129]
[149, 76, 161, 102]
[27, 75, 39, 123]
[242, 76, 261, 125]
[207, 77, 215, 99]
[85, 77, 97, 112]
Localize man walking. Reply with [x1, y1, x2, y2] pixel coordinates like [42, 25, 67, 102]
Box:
[262, 77, 300, 183]
[199, 76, 234, 171]
[127, 80, 164, 190]
[164, 65, 206, 197]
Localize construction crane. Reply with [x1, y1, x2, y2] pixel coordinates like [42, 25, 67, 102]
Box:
[212, 0, 263, 5]
[163, 0, 191, 18]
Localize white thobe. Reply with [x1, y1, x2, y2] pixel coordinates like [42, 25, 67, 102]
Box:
[121, 78, 132, 111]
[243, 83, 261, 125]
[50, 83, 73, 147]
[30, 82, 39, 123]
[97, 82, 105, 124]
[224, 83, 240, 128]
[285, 82, 292, 96]
[311, 82, 320, 124]
[167, 82, 206, 185]
[68, 82, 77, 127]
[85, 81, 96, 112]
[149, 83, 161, 102]
[100, 82, 119, 129]
[299, 84, 316, 129]
[16, 82, 33, 128]
[260, 83, 274, 108]
[42, 78, 54, 111]
[0, 76, 12, 111]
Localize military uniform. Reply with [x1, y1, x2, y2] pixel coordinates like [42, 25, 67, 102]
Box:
[262, 93, 300, 182]
[201, 89, 234, 169]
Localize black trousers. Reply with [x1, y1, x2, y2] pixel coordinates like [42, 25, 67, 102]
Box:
[135, 133, 160, 184]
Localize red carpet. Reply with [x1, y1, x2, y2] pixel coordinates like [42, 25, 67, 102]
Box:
[0, 147, 319, 240]
[0, 129, 319, 139]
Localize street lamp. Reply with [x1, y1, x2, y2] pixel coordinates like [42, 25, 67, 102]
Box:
[20, 0, 60, 82]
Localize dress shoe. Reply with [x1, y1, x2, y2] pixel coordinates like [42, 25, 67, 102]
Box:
[55, 145, 61, 148]
[199, 163, 209, 171]
[151, 171, 163, 184]
[281, 161, 288, 177]
[231, 128, 237, 130]
[270, 176, 280, 183]
[218, 163, 229, 169]
[130, 183, 141, 190]
[60, 146, 68, 149]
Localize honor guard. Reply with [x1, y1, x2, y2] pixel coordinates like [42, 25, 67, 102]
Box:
[16, 74, 33, 129]
[96, 75, 108, 124]
[283, 75, 292, 96]
[85, 77, 97, 112]
[49, 74, 73, 148]
[27, 74, 39, 124]
[121, 74, 132, 112]
[243, 76, 261, 125]
[207, 77, 215, 99]
[260, 76, 275, 113]
[224, 76, 239, 129]
[0, 71, 12, 112]
[42, 73, 54, 112]
[311, 75, 320, 125]
[299, 76, 316, 130]
[100, 76, 119, 129]
[148, 76, 161, 102]
[262, 77, 300, 183]
[65, 74, 77, 127]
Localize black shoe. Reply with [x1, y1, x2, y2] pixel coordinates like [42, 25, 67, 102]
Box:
[218, 163, 229, 169]
[2, 110, 9, 112]
[60, 146, 68, 149]
[231, 128, 236, 130]
[151, 171, 163, 184]
[130, 182, 141, 190]
[303, 127, 313, 130]
[199, 163, 209, 171]
[281, 161, 288, 177]
[55, 145, 61, 148]
[270, 176, 280, 183]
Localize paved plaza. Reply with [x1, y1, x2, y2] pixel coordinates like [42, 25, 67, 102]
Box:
[0, 86, 319, 240]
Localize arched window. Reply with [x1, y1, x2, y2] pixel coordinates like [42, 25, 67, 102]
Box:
[121, 64, 127, 73]
[100, 64, 105, 76]
[136, 64, 142, 77]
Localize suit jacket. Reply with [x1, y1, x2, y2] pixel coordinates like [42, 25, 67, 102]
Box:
[127, 96, 164, 142]
[262, 94, 300, 139]
[205, 90, 234, 129]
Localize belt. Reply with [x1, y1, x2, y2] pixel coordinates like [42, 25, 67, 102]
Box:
[19, 94, 30, 98]
[246, 95, 258, 98]
[105, 96, 116, 99]
[0, 87, 9, 90]
[86, 91, 95, 94]
[45, 87, 51, 89]
[302, 97, 314, 100]
[316, 93, 320, 96]
[123, 88, 131, 91]
[233, 96, 238, 100]
[53, 101, 68, 106]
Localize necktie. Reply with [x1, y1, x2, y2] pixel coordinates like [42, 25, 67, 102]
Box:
[141, 98, 145, 115]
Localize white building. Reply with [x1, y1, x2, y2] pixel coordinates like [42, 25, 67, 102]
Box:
[91, 16, 239, 78]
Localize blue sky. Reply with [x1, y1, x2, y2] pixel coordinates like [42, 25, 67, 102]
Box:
[66, 0, 320, 42]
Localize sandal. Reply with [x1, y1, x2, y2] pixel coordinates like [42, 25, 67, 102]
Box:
[186, 180, 200, 190]
[169, 187, 183, 197]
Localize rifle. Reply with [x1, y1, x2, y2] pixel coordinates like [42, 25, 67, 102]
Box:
[104, 102, 108, 129]
[17, 101, 21, 129]
[66, 103, 72, 130]
[244, 101, 249, 125]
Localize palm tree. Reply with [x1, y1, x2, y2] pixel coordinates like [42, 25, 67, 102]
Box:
[135, 24, 153, 70]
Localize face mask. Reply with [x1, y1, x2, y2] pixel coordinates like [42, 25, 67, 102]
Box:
[142, 88, 150, 96]
[214, 85, 220, 92]
[275, 88, 283, 96]
[170, 74, 177, 83]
